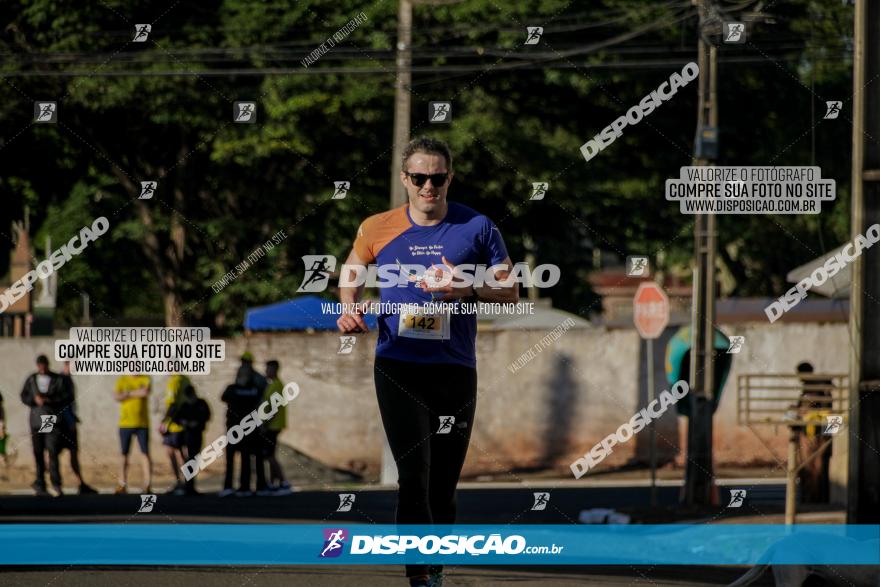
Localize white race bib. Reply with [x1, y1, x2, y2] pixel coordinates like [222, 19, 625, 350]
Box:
[397, 307, 451, 340]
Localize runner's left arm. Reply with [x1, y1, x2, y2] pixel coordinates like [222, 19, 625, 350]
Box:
[474, 217, 518, 303]
[474, 256, 519, 303]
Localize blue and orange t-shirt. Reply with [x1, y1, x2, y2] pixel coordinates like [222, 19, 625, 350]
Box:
[352, 202, 509, 368]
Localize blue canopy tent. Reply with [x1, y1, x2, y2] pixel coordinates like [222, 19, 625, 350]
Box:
[245, 296, 378, 332]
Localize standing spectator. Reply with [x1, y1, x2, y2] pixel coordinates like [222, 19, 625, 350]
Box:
[114, 374, 153, 494]
[796, 362, 833, 503]
[263, 360, 293, 495]
[160, 374, 190, 495]
[219, 353, 267, 497]
[0, 388, 8, 475]
[174, 382, 211, 495]
[58, 362, 97, 494]
[241, 351, 267, 390]
[20, 355, 65, 496]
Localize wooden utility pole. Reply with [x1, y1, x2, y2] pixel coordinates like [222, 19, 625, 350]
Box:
[683, 0, 718, 506]
[390, 0, 413, 208]
[847, 0, 880, 524]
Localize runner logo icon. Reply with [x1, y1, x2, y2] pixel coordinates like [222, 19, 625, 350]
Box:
[824, 101, 842, 120]
[530, 182, 548, 200]
[437, 416, 455, 434]
[337, 336, 356, 355]
[429, 102, 452, 123]
[138, 494, 157, 513]
[297, 255, 337, 292]
[723, 23, 745, 43]
[727, 336, 745, 354]
[332, 181, 350, 200]
[524, 27, 543, 45]
[34, 102, 57, 123]
[133, 24, 151, 42]
[727, 489, 746, 508]
[38, 415, 57, 433]
[824, 415, 843, 435]
[139, 181, 157, 200]
[626, 256, 649, 277]
[336, 493, 355, 512]
[320, 528, 348, 558]
[531, 492, 550, 510]
[233, 102, 257, 123]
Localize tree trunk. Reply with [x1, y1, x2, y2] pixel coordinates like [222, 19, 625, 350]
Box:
[110, 167, 188, 326]
[163, 290, 186, 327]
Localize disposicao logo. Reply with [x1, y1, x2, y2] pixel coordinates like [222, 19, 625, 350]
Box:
[320, 528, 348, 558]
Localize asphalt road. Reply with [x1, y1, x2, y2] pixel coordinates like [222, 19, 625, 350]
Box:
[0, 482, 787, 524]
[0, 482, 790, 586]
[0, 565, 775, 586]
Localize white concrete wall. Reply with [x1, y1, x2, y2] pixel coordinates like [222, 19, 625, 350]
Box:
[0, 322, 850, 485]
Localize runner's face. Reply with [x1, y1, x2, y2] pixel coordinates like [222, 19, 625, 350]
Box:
[401, 152, 452, 215]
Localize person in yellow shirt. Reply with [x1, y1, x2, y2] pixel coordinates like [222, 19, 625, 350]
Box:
[114, 374, 152, 494]
[160, 374, 190, 495]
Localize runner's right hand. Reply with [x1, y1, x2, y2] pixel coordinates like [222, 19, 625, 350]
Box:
[337, 303, 369, 333]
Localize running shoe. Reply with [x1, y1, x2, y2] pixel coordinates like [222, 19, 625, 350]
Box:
[273, 481, 294, 496]
[234, 490, 254, 497]
[31, 481, 49, 497]
[114, 484, 127, 495]
[78, 483, 98, 495]
[217, 488, 235, 497]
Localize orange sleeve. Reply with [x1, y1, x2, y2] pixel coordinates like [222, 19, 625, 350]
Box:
[351, 207, 411, 263]
[353, 219, 376, 263]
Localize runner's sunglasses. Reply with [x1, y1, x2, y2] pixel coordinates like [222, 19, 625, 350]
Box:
[404, 171, 449, 187]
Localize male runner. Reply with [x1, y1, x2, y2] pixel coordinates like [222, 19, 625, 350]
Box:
[337, 137, 518, 587]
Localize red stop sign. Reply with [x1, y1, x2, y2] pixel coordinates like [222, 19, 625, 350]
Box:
[633, 282, 670, 339]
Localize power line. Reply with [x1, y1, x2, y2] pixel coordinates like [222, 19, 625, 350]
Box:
[3, 6, 701, 78]
[0, 53, 825, 79]
[0, 37, 820, 67]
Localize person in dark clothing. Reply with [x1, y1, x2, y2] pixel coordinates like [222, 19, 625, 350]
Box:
[20, 355, 66, 496]
[58, 362, 97, 494]
[171, 382, 211, 495]
[0, 391, 8, 472]
[796, 361, 834, 503]
[219, 354, 267, 496]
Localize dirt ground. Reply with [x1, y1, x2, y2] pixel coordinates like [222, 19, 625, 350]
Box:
[0, 442, 360, 493]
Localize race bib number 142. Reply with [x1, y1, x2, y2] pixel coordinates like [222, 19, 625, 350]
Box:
[397, 308, 451, 340]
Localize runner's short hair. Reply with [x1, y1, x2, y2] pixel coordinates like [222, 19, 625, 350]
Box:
[36, 354, 49, 366]
[402, 137, 453, 171]
[266, 360, 279, 370]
